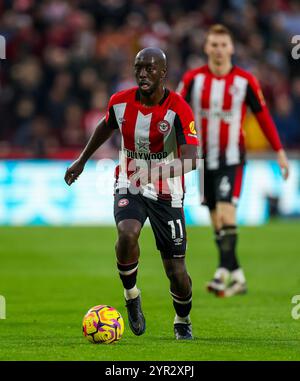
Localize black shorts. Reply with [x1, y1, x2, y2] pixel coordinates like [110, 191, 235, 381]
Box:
[202, 164, 244, 210]
[114, 191, 187, 258]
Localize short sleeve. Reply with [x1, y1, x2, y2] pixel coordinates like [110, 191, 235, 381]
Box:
[245, 73, 266, 114]
[176, 71, 194, 104]
[174, 97, 199, 146]
[105, 95, 119, 130]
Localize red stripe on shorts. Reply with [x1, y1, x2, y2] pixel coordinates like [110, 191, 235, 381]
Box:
[232, 165, 244, 199]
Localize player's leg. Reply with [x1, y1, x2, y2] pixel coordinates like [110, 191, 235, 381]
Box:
[114, 192, 147, 335]
[161, 256, 193, 340]
[216, 201, 247, 296]
[209, 164, 246, 297]
[202, 168, 229, 295]
[146, 199, 192, 339]
[116, 219, 142, 300]
[206, 165, 246, 296]
[206, 207, 230, 296]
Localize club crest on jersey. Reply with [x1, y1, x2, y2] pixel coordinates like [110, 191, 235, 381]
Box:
[118, 198, 129, 207]
[157, 120, 171, 134]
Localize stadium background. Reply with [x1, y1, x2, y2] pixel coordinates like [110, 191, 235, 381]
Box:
[1, 0, 300, 155]
[0, 0, 300, 225]
[0, 0, 300, 361]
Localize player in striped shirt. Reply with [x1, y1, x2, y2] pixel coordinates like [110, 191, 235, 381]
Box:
[65, 48, 199, 339]
[177, 24, 289, 297]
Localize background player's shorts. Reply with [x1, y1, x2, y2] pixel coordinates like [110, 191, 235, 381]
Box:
[202, 164, 244, 210]
[114, 190, 187, 258]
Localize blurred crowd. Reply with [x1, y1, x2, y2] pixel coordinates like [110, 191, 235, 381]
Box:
[0, 0, 300, 159]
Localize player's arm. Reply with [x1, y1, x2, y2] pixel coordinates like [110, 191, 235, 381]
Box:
[65, 94, 120, 186]
[176, 71, 194, 103]
[64, 117, 114, 186]
[246, 75, 289, 179]
[153, 144, 199, 182]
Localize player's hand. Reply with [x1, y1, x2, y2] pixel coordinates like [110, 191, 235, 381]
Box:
[130, 168, 149, 186]
[64, 159, 85, 186]
[277, 149, 289, 180]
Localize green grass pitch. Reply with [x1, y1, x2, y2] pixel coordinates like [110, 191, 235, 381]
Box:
[0, 222, 300, 361]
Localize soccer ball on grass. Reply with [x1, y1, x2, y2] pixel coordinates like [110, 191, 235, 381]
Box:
[82, 305, 124, 344]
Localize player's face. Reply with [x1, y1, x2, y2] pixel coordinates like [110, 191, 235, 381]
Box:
[204, 34, 234, 65]
[134, 57, 165, 96]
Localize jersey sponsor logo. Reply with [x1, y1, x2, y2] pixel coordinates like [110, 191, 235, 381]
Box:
[118, 198, 129, 207]
[219, 176, 231, 197]
[189, 121, 196, 134]
[157, 120, 171, 134]
[125, 149, 168, 161]
[200, 109, 233, 123]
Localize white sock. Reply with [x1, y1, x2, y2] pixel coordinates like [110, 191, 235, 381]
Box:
[231, 268, 246, 284]
[174, 314, 191, 325]
[124, 286, 139, 300]
[214, 267, 230, 283]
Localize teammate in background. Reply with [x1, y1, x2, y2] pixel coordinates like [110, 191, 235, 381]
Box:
[177, 24, 289, 297]
[65, 48, 199, 339]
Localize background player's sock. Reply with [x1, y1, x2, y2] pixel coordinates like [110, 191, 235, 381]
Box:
[219, 225, 239, 271]
[170, 290, 192, 318]
[214, 229, 221, 251]
[213, 267, 230, 283]
[214, 229, 223, 270]
[117, 261, 139, 300]
[231, 268, 246, 284]
[174, 314, 191, 325]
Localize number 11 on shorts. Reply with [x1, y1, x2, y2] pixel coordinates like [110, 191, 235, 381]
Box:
[168, 219, 183, 239]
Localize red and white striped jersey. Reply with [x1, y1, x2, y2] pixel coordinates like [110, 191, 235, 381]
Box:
[177, 65, 282, 170]
[105, 87, 199, 207]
